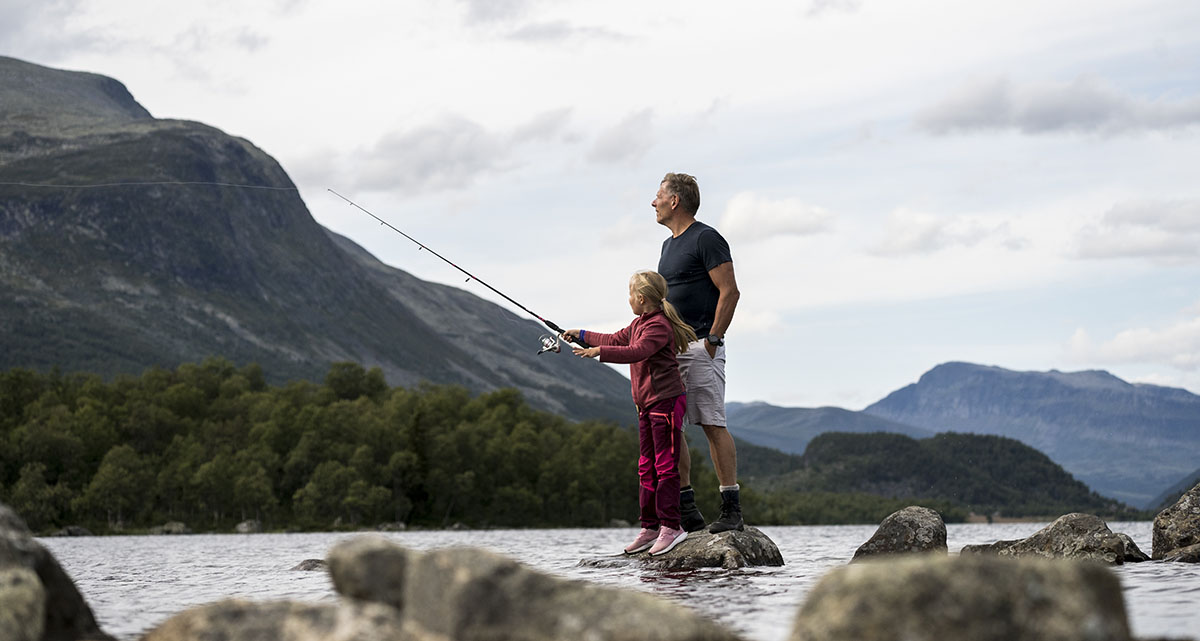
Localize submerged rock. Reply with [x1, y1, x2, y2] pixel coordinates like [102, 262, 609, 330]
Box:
[960, 513, 1126, 565]
[791, 554, 1131, 641]
[0, 501, 114, 641]
[141, 599, 409, 641]
[291, 559, 327, 571]
[1153, 481, 1200, 560]
[328, 535, 740, 641]
[579, 526, 784, 570]
[853, 506, 947, 560]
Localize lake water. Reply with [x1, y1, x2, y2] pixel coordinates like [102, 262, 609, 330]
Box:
[39, 521, 1200, 640]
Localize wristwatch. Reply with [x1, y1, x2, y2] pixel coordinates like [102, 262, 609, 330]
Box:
[706, 334, 724, 347]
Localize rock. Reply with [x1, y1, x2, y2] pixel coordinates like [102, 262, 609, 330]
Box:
[0, 566, 45, 641]
[50, 526, 94, 537]
[959, 513, 1126, 565]
[1, 501, 114, 641]
[608, 518, 632, 528]
[1115, 533, 1150, 562]
[1153, 481, 1200, 560]
[328, 535, 739, 641]
[375, 522, 406, 532]
[291, 559, 327, 571]
[151, 521, 192, 535]
[235, 519, 261, 534]
[1162, 542, 1200, 563]
[852, 506, 947, 560]
[140, 598, 412, 641]
[791, 554, 1132, 641]
[579, 526, 784, 571]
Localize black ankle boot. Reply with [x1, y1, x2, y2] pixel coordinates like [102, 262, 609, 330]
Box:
[708, 488, 744, 533]
[680, 486, 706, 532]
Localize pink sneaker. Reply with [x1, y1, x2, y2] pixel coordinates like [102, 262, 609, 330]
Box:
[624, 527, 658, 554]
[648, 526, 688, 556]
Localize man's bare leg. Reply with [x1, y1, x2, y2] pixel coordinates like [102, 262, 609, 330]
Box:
[702, 424, 743, 532]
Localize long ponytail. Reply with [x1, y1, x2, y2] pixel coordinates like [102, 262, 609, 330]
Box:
[631, 271, 698, 354]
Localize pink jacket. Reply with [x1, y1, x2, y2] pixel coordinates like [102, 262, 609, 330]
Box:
[585, 310, 685, 408]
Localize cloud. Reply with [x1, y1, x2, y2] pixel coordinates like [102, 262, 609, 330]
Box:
[351, 115, 508, 194]
[869, 209, 1026, 256]
[506, 21, 629, 43]
[718, 192, 835, 243]
[0, 0, 105, 61]
[807, 0, 863, 17]
[1073, 200, 1200, 263]
[917, 75, 1200, 135]
[510, 107, 573, 144]
[1068, 310, 1200, 372]
[458, 0, 530, 24]
[588, 109, 654, 164]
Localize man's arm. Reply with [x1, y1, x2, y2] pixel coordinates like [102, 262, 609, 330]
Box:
[706, 261, 740, 357]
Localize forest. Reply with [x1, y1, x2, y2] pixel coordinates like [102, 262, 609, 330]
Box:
[5, 358, 1120, 535]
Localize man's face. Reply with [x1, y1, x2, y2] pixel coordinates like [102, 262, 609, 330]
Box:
[652, 182, 677, 225]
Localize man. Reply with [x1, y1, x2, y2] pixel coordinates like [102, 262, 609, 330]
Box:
[653, 172, 743, 533]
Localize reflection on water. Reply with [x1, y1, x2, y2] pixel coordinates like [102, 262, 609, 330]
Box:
[39, 522, 1200, 641]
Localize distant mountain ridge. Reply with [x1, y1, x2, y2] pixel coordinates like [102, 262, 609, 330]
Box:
[724, 402, 932, 454]
[863, 362, 1200, 508]
[0, 56, 634, 423]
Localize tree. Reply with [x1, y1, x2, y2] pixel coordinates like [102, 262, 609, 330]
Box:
[74, 445, 150, 529]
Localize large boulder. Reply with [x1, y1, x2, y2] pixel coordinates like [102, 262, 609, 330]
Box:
[0, 566, 45, 641]
[0, 502, 114, 641]
[791, 554, 1131, 641]
[328, 536, 739, 641]
[960, 513, 1127, 565]
[1161, 542, 1200, 563]
[140, 599, 412, 641]
[852, 506, 947, 560]
[1153, 481, 1200, 560]
[578, 527, 784, 570]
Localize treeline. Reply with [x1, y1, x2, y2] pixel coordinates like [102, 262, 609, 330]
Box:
[0, 359, 644, 533]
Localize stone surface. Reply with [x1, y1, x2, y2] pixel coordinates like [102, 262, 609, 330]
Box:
[1116, 533, 1150, 562]
[291, 559, 327, 571]
[580, 527, 784, 570]
[50, 526, 95, 537]
[852, 506, 947, 560]
[1161, 542, 1200, 563]
[0, 566, 45, 641]
[1153, 482, 1200, 560]
[150, 522, 192, 535]
[791, 554, 1131, 641]
[960, 513, 1126, 565]
[234, 519, 261, 534]
[331, 536, 739, 641]
[140, 599, 412, 641]
[1, 501, 114, 641]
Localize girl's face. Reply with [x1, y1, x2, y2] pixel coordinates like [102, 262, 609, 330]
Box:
[628, 282, 650, 315]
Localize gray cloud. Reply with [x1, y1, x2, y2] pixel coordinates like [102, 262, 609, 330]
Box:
[0, 0, 105, 62]
[352, 116, 506, 194]
[870, 210, 1026, 257]
[807, 0, 863, 17]
[917, 75, 1200, 135]
[506, 21, 629, 43]
[1074, 200, 1200, 262]
[458, 0, 530, 24]
[588, 109, 654, 165]
[510, 107, 573, 144]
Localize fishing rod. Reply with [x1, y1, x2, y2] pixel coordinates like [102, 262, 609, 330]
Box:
[327, 189, 589, 354]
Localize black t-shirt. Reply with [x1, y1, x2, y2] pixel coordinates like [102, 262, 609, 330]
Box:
[658, 221, 732, 337]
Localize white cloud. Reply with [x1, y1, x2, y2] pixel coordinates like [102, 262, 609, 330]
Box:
[1068, 310, 1200, 371]
[917, 75, 1200, 135]
[1074, 200, 1200, 263]
[349, 116, 507, 194]
[807, 0, 863, 18]
[588, 109, 654, 164]
[869, 208, 1026, 256]
[718, 192, 835, 244]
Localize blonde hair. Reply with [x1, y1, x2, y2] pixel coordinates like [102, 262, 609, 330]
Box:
[630, 270, 698, 354]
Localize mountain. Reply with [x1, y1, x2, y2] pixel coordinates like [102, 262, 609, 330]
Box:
[864, 362, 1200, 508]
[725, 402, 932, 454]
[1150, 467, 1200, 512]
[0, 56, 633, 423]
[759, 431, 1129, 518]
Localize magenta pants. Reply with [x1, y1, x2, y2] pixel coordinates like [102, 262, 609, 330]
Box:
[637, 395, 686, 529]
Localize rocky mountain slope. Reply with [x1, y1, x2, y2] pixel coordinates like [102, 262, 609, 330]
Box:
[0, 56, 633, 423]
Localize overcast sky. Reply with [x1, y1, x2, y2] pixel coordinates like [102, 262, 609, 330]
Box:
[5, 0, 1199, 409]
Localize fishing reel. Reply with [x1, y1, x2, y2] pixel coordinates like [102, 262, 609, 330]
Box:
[537, 334, 561, 355]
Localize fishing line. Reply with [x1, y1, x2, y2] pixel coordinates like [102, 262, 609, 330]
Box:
[327, 188, 589, 354]
[0, 181, 299, 190]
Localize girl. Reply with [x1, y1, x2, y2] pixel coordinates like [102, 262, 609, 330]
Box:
[564, 270, 698, 556]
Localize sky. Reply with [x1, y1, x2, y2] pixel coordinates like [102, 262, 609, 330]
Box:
[4, 0, 1200, 410]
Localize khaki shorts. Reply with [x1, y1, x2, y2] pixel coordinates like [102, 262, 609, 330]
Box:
[676, 339, 727, 427]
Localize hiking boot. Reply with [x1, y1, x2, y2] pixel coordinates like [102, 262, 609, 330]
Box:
[648, 526, 688, 556]
[624, 527, 658, 554]
[680, 487, 706, 532]
[708, 488, 744, 534]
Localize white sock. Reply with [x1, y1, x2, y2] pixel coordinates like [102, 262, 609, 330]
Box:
[719, 484, 740, 492]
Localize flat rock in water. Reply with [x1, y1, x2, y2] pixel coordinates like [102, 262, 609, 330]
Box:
[959, 513, 1126, 565]
[578, 526, 784, 570]
[791, 554, 1132, 641]
[853, 506, 947, 560]
[291, 559, 327, 571]
[1153, 481, 1200, 560]
[140, 599, 411, 641]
